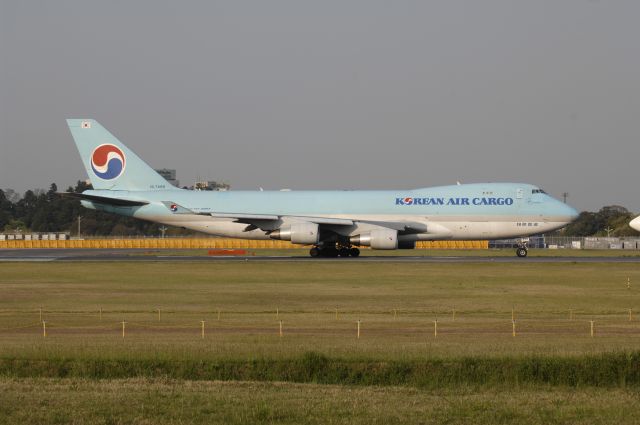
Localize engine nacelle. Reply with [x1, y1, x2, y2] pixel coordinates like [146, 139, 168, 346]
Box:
[350, 229, 398, 250]
[269, 222, 319, 245]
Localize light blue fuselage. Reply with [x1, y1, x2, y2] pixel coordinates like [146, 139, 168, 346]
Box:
[82, 182, 578, 241]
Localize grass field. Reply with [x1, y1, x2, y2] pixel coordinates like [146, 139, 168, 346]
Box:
[2, 378, 640, 425]
[1, 260, 640, 423]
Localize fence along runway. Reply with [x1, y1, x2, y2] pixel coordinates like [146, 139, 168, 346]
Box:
[2, 308, 639, 339]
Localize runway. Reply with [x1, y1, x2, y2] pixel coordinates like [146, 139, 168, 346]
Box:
[1, 248, 640, 263]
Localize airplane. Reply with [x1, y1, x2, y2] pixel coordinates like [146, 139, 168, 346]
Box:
[64, 119, 579, 258]
[631, 216, 640, 232]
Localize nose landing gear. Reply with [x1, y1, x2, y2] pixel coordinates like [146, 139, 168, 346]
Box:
[515, 239, 529, 257]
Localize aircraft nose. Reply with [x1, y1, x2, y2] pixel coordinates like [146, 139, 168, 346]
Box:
[630, 216, 640, 232]
[561, 202, 579, 223]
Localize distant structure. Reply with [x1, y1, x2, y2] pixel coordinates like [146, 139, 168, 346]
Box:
[154, 169, 180, 187]
[194, 180, 230, 191]
[152, 169, 229, 190]
[0, 232, 69, 241]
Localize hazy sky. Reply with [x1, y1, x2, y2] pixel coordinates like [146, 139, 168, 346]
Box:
[1, 1, 639, 212]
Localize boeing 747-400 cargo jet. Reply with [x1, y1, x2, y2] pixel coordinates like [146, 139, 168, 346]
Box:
[64, 119, 578, 257]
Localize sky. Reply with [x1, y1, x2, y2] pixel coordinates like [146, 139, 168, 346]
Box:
[1, 0, 639, 212]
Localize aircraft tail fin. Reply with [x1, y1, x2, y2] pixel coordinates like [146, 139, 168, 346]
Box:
[66, 119, 179, 191]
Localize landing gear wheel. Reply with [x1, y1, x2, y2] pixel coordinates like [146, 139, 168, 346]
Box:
[516, 247, 528, 258]
[309, 247, 320, 257]
[338, 248, 351, 257]
[349, 247, 360, 257]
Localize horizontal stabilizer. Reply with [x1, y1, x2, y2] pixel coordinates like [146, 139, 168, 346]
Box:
[59, 192, 149, 207]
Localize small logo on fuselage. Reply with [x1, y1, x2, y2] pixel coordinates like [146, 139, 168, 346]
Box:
[170, 204, 179, 212]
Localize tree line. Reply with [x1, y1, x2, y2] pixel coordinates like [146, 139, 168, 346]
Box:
[0, 182, 167, 237]
[561, 205, 639, 237]
[1, 183, 638, 237]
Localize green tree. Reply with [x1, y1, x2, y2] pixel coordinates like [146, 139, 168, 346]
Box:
[563, 206, 639, 237]
[0, 189, 13, 229]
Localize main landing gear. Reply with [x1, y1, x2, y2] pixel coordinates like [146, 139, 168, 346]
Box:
[515, 240, 528, 258]
[309, 244, 360, 258]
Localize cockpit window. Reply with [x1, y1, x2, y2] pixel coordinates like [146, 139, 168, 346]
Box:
[532, 189, 546, 194]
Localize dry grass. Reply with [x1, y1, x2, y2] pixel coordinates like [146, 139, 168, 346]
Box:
[1, 377, 639, 425]
[1, 261, 640, 359]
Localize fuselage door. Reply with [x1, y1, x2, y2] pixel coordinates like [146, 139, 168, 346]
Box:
[516, 188, 524, 199]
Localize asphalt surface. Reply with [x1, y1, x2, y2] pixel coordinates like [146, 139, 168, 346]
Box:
[1, 248, 640, 263]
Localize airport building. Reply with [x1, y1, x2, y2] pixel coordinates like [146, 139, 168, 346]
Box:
[153, 169, 229, 191]
[0, 232, 69, 241]
[194, 180, 230, 191]
[154, 169, 180, 187]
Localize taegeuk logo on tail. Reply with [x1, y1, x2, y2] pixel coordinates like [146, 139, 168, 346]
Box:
[91, 144, 126, 180]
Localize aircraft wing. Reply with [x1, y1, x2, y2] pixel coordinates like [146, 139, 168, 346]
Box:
[202, 211, 354, 226]
[207, 212, 284, 232]
[161, 202, 354, 231]
[161, 201, 432, 234]
[228, 216, 429, 234]
[207, 212, 280, 221]
[209, 213, 354, 232]
[358, 220, 428, 233]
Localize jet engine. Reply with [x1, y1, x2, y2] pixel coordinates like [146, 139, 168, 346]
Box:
[350, 228, 398, 250]
[269, 222, 319, 245]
